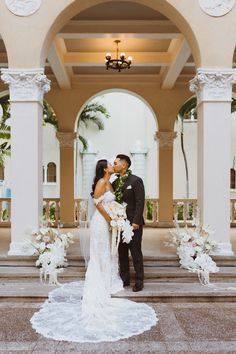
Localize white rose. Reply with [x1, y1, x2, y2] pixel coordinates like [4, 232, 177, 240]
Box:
[39, 242, 46, 251]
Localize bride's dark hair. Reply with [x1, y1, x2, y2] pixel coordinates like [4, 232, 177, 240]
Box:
[91, 159, 108, 197]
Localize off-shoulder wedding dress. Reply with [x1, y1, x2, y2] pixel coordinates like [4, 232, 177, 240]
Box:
[31, 191, 157, 343]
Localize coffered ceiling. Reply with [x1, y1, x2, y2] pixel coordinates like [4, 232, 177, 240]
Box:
[2, 1, 232, 90]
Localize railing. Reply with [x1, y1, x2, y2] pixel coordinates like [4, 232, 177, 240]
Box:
[230, 199, 236, 226]
[43, 198, 60, 226]
[0, 198, 11, 227]
[0, 197, 235, 228]
[173, 199, 198, 226]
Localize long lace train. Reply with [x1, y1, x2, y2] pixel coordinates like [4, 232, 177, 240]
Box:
[31, 191, 157, 342]
[31, 281, 157, 343]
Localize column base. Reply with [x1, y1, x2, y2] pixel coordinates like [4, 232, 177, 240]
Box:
[8, 241, 35, 256]
[211, 242, 234, 256]
[157, 221, 174, 228]
[59, 221, 79, 228]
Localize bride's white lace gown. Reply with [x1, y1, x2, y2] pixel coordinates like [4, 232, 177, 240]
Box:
[31, 191, 157, 343]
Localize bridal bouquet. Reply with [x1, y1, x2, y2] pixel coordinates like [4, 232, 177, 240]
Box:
[106, 201, 134, 255]
[166, 209, 219, 285]
[30, 225, 74, 285]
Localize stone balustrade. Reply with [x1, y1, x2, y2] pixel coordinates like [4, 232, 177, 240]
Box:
[1, 197, 236, 228]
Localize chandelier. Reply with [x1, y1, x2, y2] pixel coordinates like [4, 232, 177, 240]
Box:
[105, 40, 132, 72]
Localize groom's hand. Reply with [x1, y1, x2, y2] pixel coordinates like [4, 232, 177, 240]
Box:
[132, 223, 140, 230]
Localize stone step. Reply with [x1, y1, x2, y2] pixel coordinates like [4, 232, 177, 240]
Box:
[0, 266, 236, 283]
[0, 281, 235, 303]
[0, 254, 236, 267]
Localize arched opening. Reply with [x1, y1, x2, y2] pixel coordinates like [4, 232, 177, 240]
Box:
[74, 90, 158, 206]
[47, 162, 57, 183]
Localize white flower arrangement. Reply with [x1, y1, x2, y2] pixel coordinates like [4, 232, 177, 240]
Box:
[166, 209, 219, 285]
[30, 225, 74, 285]
[105, 201, 134, 255]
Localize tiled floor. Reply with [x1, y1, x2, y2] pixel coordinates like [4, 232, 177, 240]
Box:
[0, 302, 235, 353]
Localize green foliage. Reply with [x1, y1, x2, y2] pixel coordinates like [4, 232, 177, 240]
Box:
[43, 100, 58, 129]
[0, 95, 58, 167]
[146, 201, 154, 221]
[175, 203, 193, 221]
[1, 208, 8, 221]
[78, 101, 110, 151]
[43, 202, 56, 223]
[178, 96, 236, 120]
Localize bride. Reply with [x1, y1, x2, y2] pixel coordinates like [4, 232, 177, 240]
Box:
[31, 159, 157, 343]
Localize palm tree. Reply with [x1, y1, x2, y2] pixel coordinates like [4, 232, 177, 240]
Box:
[77, 101, 110, 151]
[0, 96, 11, 167]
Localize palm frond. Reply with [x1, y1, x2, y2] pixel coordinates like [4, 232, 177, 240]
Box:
[178, 97, 197, 120]
[79, 113, 104, 130]
[78, 135, 88, 151]
[82, 102, 110, 119]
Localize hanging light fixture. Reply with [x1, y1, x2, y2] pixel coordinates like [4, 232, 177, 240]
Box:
[105, 40, 132, 72]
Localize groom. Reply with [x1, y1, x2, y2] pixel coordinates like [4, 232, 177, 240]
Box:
[113, 154, 145, 292]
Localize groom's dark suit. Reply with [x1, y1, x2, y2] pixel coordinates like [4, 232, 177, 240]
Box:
[114, 174, 145, 287]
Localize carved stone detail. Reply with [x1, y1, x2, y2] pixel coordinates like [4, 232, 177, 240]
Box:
[0, 68, 50, 102]
[190, 68, 236, 103]
[5, 0, 41, 17]
[155, 132, 177, 150]
[56, 132, 77, 148]
[199, 0, 235, 17]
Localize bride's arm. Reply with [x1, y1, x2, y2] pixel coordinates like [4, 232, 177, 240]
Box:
[94, 180, 112, 223]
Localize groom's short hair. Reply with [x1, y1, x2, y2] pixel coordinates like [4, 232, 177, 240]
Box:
[116, 154, 131, 168]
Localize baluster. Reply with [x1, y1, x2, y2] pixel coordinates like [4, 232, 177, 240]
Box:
[183, 201, 186, 225]
[45, 201, 50, 222]
[0, 200, 2, 223]
[233, 199, 236, 222]
[8, 199, 11, 224]
[156, 199, 159, 223]
[153, 199, 157, 226]
[230, 200, 233, 222]
[55, 201, 59, 225]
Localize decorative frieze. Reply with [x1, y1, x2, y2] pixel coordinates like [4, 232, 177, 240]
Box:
[5, 0, 42, 17]
[155, 132, 177, 150]
[56, 132, 77, 148]
[0, 68, 50, 102]
[199, 0, 235, 17]
[190, 68, 236, 103]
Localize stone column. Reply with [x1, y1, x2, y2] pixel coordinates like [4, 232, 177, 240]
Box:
[156, 131, 177, 227]
[130, 140, 148, 183]
[0, 68, 50, 255]
[56, 132, 77, 227]
[190, 68, 236, 255]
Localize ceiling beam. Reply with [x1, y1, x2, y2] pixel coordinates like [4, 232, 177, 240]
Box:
[59, 20, 180, 39]
[64, 52, 172, 67]
[47, 38, 71, 89]
[161, 36, 191, 89]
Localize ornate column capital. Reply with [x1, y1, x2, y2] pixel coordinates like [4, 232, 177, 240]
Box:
[0, 68, 50, 102]
[56, 132, 77, 148]
[155, 131, 177, 150]
[189, 68, 236, 103]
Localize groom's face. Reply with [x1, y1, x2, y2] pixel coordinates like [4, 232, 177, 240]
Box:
[113, 158, 127, 174]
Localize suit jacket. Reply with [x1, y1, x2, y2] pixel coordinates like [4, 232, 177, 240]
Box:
[113, 174, 145, 225]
